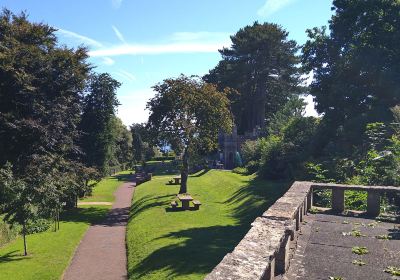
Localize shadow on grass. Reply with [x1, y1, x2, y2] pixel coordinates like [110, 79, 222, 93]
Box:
[128, 175, 292, 279]
[225, 177, 292, 224]
[61, 207, 110, 225]
[129, 194, 175, 220]
[111, 173, 134, 182]
[129, 225, 246, 279]
[0, 250, 28, 263]
[189, 169, 210, 178]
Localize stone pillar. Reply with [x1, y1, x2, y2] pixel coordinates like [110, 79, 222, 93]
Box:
[332, 188, 345, 213]
[266, 257, 275, 280]
[307, 190, 313, 211]
[295, 209, 301, 231]
[367, 191, 380, 216]
[299, 206, 304, 222]
[275, 235, 290, 275]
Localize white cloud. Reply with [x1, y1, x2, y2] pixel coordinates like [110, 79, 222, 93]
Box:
[57, 28, 103, 48]
[117, 89, 154, 125]
[113, 69, 136, 82]
[112, 25, 127, 44]
[89, 42, 229, 57]
[88, 31, 231, 57]
[257, 0, 297, 18]
[170, 31, 231, 42]
[102, 57, 115, 65]
[112, 0, 123, 9]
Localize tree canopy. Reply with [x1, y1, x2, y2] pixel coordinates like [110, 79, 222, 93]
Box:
[147, 75, 232, 193]
[302, 0, 400, 149]
[205, 22, 302, 134]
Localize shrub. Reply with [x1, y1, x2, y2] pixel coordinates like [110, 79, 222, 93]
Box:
[25, 218, 51, 234]
[232, 167, 248, 175]
[241, 140, 259, 164]
[0, 219, 20, 247]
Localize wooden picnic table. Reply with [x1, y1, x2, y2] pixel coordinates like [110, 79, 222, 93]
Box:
[177, 193, 193, 210]
[173, 176, 181, 184]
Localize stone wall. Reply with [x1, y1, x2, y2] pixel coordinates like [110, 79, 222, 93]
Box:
[205, 181, 400, 280]
[205, 181, 312, 280]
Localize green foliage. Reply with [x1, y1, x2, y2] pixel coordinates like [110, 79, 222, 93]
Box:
[352, 246, 369, 255]
[25, 219, 51, 235]
[268, 95, 307, 136]
[240, 140, 259, 164]
[305, 162, 333, 183]
[0, 218, 20, 248]
[259, 117, 319, 179]
[205, 22, 302, 134]
[302, 0, 400, 145]
[80, 73, 121, 175]
[384, 266, 400, 276]
[232, 167, 248, 175]
[352, 260, 366, 266]
[147, 75, 232, 193]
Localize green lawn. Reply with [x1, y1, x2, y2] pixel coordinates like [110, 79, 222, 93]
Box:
[0, 171, 130, 280]
[80, 170, 133, 202]
[127, 169, 290, 280]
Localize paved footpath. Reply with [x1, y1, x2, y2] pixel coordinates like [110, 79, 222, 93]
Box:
[63, 178, 136, 280]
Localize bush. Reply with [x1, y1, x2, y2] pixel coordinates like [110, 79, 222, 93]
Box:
[232, 167, 248, 175]
[246, 160, 259, 174]
[259, 135, 288, 179]
[25, 218, 51, 235]
[150, 156, 176, 161]
[241, 140, 259, 164]
[0, 219, 20, 247]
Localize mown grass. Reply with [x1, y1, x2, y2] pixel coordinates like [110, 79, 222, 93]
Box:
[0, 171, 130, 280]
[80, 170, 133, 202]
[0, 206, 109, 280]
[127, 169, 290, 280]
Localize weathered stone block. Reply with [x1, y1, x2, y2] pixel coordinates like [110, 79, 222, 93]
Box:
[367, 191, 380, 216]
[332, 188, 345, 213]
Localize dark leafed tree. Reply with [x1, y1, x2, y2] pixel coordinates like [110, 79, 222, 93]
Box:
[80, 73, 121, 175]
[112, 117, 133, 167]
[0, 9, 91, 238]
[147, 75, 233, 194]
[0, 163, 35, 256]
[302, 0, 400, 149]
[130, 123, 147, 164]
[204, 22, 302, 134]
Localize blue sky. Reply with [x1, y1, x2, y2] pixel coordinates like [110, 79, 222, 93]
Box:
[3, 0, 333, 126]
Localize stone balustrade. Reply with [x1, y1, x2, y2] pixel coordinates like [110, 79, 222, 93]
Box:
[311, 183, 399, 216]
[205, 181, 400, 280]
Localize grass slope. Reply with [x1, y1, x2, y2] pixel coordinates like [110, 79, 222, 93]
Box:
[80, 170, 132, 202]
[127, 169, 290, 280]
[0, 172, 129, 280]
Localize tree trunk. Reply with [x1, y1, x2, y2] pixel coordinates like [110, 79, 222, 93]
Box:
[179, 147, 189, 194]
[22, 222, 27, 256]
[57, 208, 60, 230]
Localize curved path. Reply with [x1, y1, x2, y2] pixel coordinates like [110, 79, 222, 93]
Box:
[63, 178, 136, 280]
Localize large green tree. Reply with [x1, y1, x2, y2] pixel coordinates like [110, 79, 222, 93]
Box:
[147, 75, 232, 193]
[80, 73, 121, 175]
[0, 9, 92, 240]
[205, 22, 302, 134]
[302, 0, 400, 151]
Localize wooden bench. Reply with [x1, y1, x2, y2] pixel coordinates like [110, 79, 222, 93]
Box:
[168, 180, 174, 184]
[192, 200, 202, 210]
[170, 201, 178, 209]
